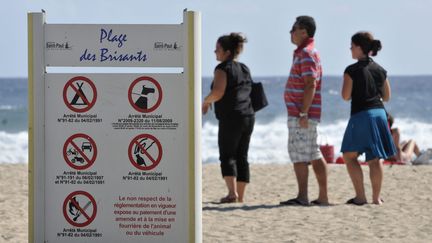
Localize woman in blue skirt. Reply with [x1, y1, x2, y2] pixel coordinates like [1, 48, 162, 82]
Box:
[341, 32, 396, 205]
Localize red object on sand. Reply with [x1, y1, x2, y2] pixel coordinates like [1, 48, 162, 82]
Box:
[334, 156, 405, 165]
[320, 144, 335, 163]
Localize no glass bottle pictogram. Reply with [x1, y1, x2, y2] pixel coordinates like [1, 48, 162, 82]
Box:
[63, 133, 97, 170]
[63, 191, 97, 227]
[128, 134, 163, 170]
[63, 76, 97, 113]
[128, 76, 163, 113]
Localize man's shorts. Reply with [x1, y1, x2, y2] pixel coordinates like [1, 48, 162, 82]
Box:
[288, 118, 322, 163]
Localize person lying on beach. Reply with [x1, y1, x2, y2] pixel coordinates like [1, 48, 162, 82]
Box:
[387, 113, 421, 164]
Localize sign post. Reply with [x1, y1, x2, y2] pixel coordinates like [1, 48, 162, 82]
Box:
[28, 10, 201, 243]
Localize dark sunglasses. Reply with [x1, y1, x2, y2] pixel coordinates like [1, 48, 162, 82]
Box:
[290, 25, 302, 33]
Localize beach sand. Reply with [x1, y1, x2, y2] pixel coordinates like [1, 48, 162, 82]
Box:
[1, 163, 432, 242]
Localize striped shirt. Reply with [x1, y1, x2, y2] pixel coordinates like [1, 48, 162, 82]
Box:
[284, 38, 322, 121]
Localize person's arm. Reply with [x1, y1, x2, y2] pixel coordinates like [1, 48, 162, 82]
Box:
[381, 79, 391, 102]
[341, 73, 353, 101]
[299, 76, 316, 128]
[391, 127, 402, 161]
[202, 69, 227, 114]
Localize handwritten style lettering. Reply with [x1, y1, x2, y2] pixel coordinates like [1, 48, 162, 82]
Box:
[79, 28, 148, 63]
[100, 28, 127, 48]
[80, 49, 97, 61]
[100, 48, 147, 62]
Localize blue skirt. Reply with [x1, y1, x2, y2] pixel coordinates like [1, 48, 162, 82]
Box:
[341, 108, 396, 161]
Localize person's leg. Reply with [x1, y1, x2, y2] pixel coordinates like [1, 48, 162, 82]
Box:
[236, 182, 247, 203]
[235, 116, 254, 202]
[311, 158, 328, 204]
[281, 119, 310, 205]
[402, 139, 421, 159]
[368, 158, 383, 205]
[293, 162, 309, 202]
[223, 176, 238, 200]
[343, 152, 367, 204]
[414, 143, 421, 157]
[218, 119, 242, 201]
[401, 140, 415, 159]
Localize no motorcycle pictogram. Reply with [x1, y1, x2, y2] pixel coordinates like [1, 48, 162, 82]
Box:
[128, 134, 163, 170]
[63, 76, 97, 113]
[128, 76, 163, 113]
[63, 133, 97, 170]
[63, 191, 97, 227]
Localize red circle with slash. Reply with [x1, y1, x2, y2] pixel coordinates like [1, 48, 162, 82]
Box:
[63, 133, 97, 170]
[128, 76, 163, 113]
[128, 134, 163, 170]
[63, 190, 97, 227]
[63, 76, 97, 113]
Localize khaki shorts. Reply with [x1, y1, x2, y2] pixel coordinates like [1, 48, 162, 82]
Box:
[288, 118, 322, 163]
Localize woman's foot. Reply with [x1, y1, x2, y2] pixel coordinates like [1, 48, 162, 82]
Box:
[372, 198, 384, 205]
[346, 197, 367, 206]
[220, 195, 238, 203]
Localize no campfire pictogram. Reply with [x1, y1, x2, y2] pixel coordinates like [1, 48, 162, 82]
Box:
[128, 134, 163, 170]
[63, 191, 97, 227]
[63, 133, 97, 170]
[128, 76, 163, 113]
[63, 76, 97, 113]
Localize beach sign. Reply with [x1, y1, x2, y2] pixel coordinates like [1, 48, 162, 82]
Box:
[28, 10, 202, 243]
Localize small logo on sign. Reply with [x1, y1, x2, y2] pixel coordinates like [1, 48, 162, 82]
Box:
[46, 42, 72, 50]
[153, 41, 181, 51]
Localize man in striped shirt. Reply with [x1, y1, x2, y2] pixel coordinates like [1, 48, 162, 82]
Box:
[280, 16, 329, 206]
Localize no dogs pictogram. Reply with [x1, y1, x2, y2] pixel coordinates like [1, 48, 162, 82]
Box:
[63, 76, 97, 113]
[128, 76, 163, 113]
[63, 133, 97, 170]
[128, 134, 163, 170]
[63, 191, 97, 227]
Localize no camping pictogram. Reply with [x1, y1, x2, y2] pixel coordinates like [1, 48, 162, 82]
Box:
[63, 133, 97, 170]
[128, 76, 163, 113]
[128, 134, 163, 170]
[63, 191, 97, 227]
[63, 76, 97, 113]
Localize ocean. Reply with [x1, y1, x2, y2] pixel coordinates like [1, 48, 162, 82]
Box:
[1, 76, 432, 164]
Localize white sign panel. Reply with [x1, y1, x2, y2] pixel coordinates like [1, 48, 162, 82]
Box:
[44, 73, 189, 242]
[29, 11, 201, 243]
[45, 25, 184, 67]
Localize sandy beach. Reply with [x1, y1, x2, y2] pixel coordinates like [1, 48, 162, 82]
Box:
[1, 163, 432, 242]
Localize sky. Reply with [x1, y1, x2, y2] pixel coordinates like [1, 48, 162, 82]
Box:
[3, 0, 432, 78]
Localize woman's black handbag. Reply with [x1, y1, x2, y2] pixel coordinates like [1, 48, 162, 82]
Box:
[250, 81, 268, 111]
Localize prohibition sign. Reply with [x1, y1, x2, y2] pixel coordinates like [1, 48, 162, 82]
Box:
[63, 191, 97, 227]
[63, 76, 97, 113]
[128, 134, 163, 170]
[128, 76, 163, 113]
[63, 133, 97, 170]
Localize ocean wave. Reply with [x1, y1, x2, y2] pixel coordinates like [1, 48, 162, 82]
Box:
[0, 105, 27, 111]
[0, 131, 28, 163]
[1, 118, 431, 164]
[0, 105, 16, 110]
[202, 117, 432, 164]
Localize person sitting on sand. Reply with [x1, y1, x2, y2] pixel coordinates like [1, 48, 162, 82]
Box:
[387, 113, 421, 164]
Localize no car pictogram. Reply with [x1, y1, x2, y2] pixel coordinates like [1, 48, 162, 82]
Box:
[63, 191, 97, 227]
[128, 134, 163, 170]
[63, 133, 97, 170]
